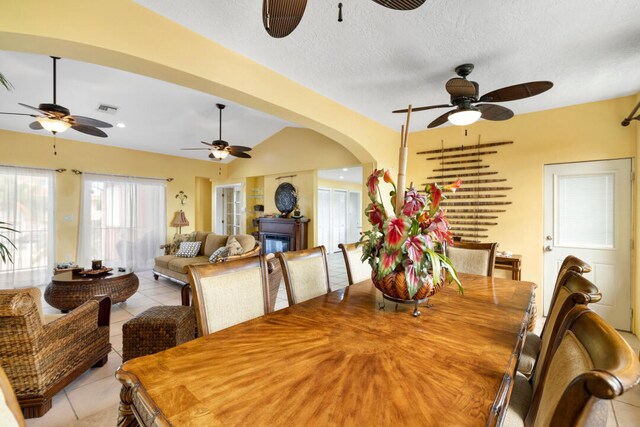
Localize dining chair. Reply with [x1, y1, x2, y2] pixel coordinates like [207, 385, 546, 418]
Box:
[518, 255, 594, 380]
[504, 305, 640, 427]
[445, 241, 499, 276]
[338, 242, 372, 285]
[276, 246, 331, 305]
[187, 256, 270, 336]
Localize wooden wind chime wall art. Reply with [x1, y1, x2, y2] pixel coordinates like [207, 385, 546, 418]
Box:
[419, 140, 514, 242]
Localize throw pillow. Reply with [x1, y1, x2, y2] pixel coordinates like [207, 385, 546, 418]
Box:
[226, 236, 244, 256]
[170, 232, 196, 255]
[208, 246, 230, 263]
[175, 241, 201, 258]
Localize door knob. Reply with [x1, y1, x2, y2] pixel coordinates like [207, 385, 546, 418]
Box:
[544, 245, 553, 252]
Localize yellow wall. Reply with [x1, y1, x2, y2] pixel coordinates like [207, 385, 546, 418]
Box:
[0, 129, 227, 262]
[194, 177, 212, 231]
[407, 96, 637, 323]
[227, 128, 360, 178]
[0, 0, 399, 170]
[264, 170, 316, 246]
[635, 92, 640, 334]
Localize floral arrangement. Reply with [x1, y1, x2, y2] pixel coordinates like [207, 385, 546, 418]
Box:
[359, 169, 463, 299]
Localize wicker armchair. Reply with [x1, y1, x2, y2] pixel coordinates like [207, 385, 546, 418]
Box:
[0, 288, 111, 418]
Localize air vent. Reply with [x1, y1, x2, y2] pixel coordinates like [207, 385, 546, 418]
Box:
[96, 104, 118, 114]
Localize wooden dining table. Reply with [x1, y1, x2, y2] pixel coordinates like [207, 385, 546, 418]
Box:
[116, 274, 534, 426]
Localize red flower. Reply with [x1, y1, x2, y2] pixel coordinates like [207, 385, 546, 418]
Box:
[383, 169, 395, 185]
[430, 183, 442, 209]
[402, 187, 426, 217]
[367, 169, 384, 197]
[444, 178, 462, 193]
[430, 210, 453, 245]
[366, 202, 386, 229]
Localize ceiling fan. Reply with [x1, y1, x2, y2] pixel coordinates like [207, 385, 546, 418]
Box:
[0, 56, 113, 137]
[263, 0, 425, 38]
[181, 104, 252, 161]
[393, 64, 553, 128]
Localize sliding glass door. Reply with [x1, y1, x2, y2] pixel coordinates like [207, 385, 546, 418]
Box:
[0, 166, 55, 288]
[78, 174, 166, 271]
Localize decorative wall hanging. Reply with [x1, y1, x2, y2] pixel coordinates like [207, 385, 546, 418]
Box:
[275, 182, 297, 217]
[175, 191, 188, 205]
[421, 139, 513, 242]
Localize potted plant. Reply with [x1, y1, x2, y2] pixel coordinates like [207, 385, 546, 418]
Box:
[0, 222, 17, 264]
[359, 169, 463, 303]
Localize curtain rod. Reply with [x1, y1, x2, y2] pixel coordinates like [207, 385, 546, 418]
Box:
[0, 164, 66, 173]
[71, 169, 173, 182]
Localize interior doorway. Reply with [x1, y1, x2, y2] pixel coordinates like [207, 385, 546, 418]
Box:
[543, 159, 632, 330]
[214, 184, 243, 235]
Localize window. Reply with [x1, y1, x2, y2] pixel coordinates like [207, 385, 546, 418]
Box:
[78, 174, 166, 271]
[0, 166, 55, 288]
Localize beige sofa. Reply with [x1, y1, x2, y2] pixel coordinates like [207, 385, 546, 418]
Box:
[153, 231, 260, 285]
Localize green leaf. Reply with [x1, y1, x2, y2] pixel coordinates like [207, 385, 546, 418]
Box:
[425, 247, 441, 285]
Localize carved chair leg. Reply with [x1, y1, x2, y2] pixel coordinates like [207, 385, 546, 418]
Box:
[117, 385, 140, 427]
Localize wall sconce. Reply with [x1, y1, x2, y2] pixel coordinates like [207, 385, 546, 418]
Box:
[175, 191, 187, 205]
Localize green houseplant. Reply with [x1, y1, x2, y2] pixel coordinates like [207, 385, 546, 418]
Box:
[359, 169, 463, 300]
[0, 73, 17, 263]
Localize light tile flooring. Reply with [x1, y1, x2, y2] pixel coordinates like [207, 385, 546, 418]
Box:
[24, 254, 640, 426]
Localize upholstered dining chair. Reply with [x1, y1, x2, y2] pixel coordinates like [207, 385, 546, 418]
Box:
[0, 366, 25, 427]
[338, 243, 372, 285]
[0, 288, 111, 418]
[518, 256, 594, 380]
[504, 305, 640, 427]
[276, 246, 331, 305]
[187, 255, 270, 336]
[446, 241, 498, 276]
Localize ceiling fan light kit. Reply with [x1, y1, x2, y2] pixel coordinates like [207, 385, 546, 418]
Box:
[211, 149, 229, 160]
[36, 116, 71, 133]
[448, 108, 481, 126]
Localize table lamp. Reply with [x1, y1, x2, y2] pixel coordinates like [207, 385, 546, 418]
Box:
[171, 210, 189, 234]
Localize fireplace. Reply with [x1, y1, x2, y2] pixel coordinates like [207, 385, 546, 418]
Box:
[257, 217, 310, 255]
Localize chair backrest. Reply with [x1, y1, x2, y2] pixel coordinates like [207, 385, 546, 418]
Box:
[446, 241, 498, 276]
[187, 256, 270, 336]
[541, 255, 593, 339]
[338, 243, 371, 285]
[276, 246, 331, 305]
[526, 306, 640, 427]
[0, 366, 24, 427]
[531, 271, 601, 391]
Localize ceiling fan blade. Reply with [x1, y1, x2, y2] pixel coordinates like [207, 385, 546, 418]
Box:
[71, 115, 113, 128]
[180, 148, 211, 151]
[371, 0, 426, 10]
[427, 109, 455, 129]
[18, 103, 51, 116]
[71, 124, 108, 138]
[477, 104, 514, 121]
[393, 104, 451, 114]
[29, 121, 43, 130]
[0, 112, 38, 117]
[228, 145, 252, 152]
[445, 78, 476, 97]
[263, 0, 308, 38]
[230, 151, 252, 159]
[479, 81, 553, 103]
[200, 141, 214, 146]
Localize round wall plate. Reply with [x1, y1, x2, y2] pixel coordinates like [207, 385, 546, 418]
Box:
[275, 182, 297, 216]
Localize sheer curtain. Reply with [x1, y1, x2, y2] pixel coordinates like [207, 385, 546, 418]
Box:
[0, 166, 55, 288]
[78, 174, 166, 271]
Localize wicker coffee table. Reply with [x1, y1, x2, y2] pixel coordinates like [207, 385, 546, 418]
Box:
[45, 270, 139, 312]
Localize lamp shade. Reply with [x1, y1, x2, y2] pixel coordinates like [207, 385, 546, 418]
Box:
[171, 210, 189, 227]
[448, 108, 482, 126]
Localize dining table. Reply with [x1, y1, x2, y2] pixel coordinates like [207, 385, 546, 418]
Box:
[116, 273, 534, 426]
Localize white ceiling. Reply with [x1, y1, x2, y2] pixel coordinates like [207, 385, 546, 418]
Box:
[135, 0, 640, 131]
[0, 50, 296, 163]
[318, 166, 363, 184]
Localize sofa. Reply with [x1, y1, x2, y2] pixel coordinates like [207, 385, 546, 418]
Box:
[153, 231, 282, 311]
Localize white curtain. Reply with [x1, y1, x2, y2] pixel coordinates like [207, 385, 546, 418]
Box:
[78, 174, 166, 271]
[0, 166, 55, 288]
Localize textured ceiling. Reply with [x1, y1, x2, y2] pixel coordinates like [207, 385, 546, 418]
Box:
[135, 0, 640, 131]
[0, 50, 295, 163]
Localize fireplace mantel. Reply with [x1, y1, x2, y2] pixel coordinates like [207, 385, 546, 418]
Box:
[256, 217, 310, 254]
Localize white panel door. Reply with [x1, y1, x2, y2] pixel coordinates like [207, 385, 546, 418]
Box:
[543, 159, 632, 330]
[331, 190, 348, 253]
[317, 189, 331, 250]
[348, 190, 362, 243]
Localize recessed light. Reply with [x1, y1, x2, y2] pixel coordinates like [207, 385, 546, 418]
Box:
[342, 168, 348, 171]
[339, 176, 344, 179]
[116, 123, 126, 128]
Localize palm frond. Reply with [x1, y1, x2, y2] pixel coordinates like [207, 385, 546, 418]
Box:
[0, 72, 13, 91]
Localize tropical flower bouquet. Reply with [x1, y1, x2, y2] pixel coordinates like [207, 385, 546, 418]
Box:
[359, 169, 463, 301]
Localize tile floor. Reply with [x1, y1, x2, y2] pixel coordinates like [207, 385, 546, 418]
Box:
[23, 254, 640, 426]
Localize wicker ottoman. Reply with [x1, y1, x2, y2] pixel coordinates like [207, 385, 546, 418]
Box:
[122, 306, 196, 362]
